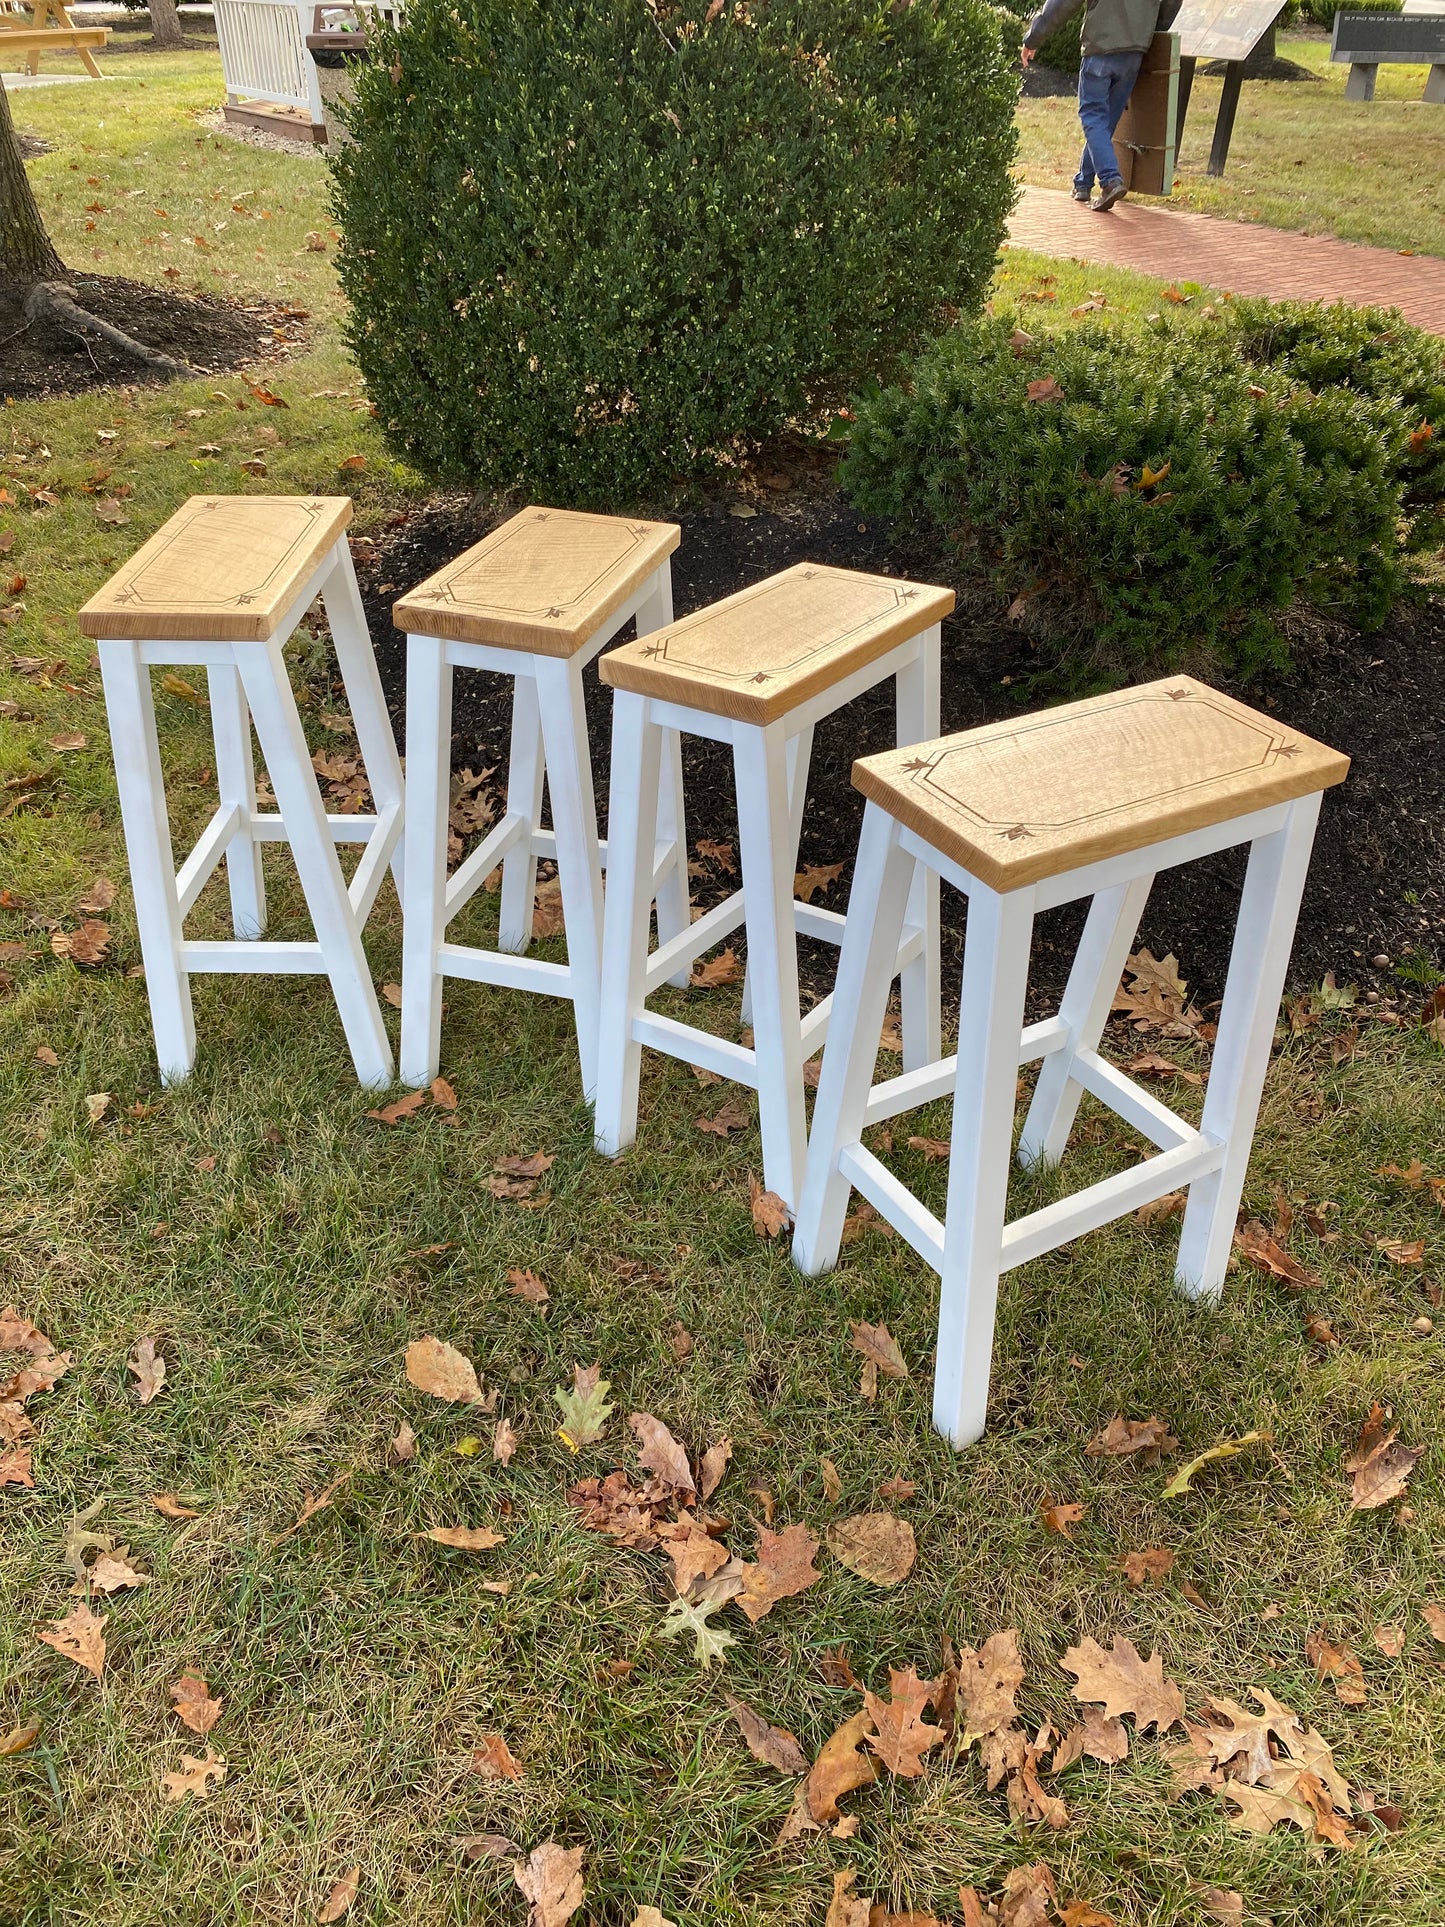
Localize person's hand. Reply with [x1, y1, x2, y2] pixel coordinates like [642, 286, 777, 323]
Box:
[1020, 43, 1036, 65]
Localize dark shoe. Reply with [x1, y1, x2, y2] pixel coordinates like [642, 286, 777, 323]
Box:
[1071, 184, 1092, 203]
[1092, 179, 1126, 211]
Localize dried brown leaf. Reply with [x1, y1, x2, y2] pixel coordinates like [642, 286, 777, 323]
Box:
[470, 1733, 523, 1780]
[507, 1268, 549, 1305]
[171, 1672, 223, 1736]
[316, 1868, 360, 1922]
[128, 1335, 166, 1405]
[748, 1173, 791, 1238]
[1306, 1631, 1367, 1705]
[724, 1694, 808, 1774]
[513, 1841, 586, 1927]
[736, 1523, 822, 1622]
[826, 1512, 916, 1587]
[405, 1335, 483, 1405]
[1085, 1414, 1179, 1462]
[424, 1525, 505, 1552]
[1060, 1635, 1185, 1733]
[628, 1412, 695, 1494]
[863, 1665, 946, 1778]
[849, 1320, 908, 1381]
[36, 1602, 105, 1679]
[805, 1708, 879, 1822]
[159, 1746, 226, 1802]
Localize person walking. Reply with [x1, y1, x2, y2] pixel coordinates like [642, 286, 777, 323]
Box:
[1022, 0, 1180, 211]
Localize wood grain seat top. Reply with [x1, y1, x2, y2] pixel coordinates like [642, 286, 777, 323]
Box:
[78, 495, 353, 643]
[854, 676, 1349, 891]
[392, 506, 681, 658]
[599, 561, 955, 726]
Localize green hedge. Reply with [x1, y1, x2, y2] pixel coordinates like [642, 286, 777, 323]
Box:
[841, 299, 1444, 682]
[330, 0, 1020, 507]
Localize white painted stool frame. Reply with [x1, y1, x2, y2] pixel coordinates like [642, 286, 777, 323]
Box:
[593, 626, 943, 1210]
[97, 535, 405, 1089]
[399, 562, 690, 1093]
[792, 788, 1324, 1447]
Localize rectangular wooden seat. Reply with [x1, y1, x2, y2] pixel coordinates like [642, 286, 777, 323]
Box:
[0, 25, 107, 49]
[78, 496, 355, 643]
[599, 562, 956, 725]
[853, 676, 1349, 891]
[392, 506, 681, 658]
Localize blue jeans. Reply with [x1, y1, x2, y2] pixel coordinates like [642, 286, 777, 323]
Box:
[1075, 49, 1145, 193]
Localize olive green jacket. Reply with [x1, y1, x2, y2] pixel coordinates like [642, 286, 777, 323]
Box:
[1024, 0, 1180, 57]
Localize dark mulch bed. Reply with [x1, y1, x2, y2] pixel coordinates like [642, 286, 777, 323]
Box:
[0, 275, 307, 401]
[357, 486, 1444, 1009]
[1021, 64, 1078, 99]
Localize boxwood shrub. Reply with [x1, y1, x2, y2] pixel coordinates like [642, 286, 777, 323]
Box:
[841, 300, 1443, 681]
[330, 0, 1020, 506]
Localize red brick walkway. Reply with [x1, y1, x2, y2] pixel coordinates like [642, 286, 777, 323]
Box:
[1007, 185, 1445, 335]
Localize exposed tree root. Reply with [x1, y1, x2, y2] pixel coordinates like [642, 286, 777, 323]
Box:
[23, 280, 205, 381]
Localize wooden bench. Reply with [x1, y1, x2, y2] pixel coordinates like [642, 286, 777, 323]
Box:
[1330, 7, 1445, 102]
[0, 0, 108, 78]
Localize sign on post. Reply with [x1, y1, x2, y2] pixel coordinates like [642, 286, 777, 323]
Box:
[1171, 0, 1287, 174]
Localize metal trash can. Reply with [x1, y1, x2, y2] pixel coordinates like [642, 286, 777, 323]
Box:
[305, 5, 376, 147]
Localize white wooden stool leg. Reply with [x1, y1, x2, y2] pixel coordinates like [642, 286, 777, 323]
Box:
[896, 629, 942, 1070]
[742, 723, 813, 1031]
[734, 721, 810, 1210]
[792, 804, 916, 1275]
[320, 538, 405, 899]
[635, 563, 692, 986]
[1175, 793, 1322, 1300]
[654, 726, 693, 987]
[399, 635, 452, 1087]
[207, 661, 266, 940]
[535, 655, 606, 1095]
[934, 884, 1036, 1448]
[98, 639, 196, 1083]
[236, 637, 393, 1089]
[498, 672, 544, 954]
[594, 693, 664, 1157]
[1018, 872, 1154, 1169]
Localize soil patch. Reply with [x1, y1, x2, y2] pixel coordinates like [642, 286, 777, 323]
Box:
[357, 484, 1444, 1009]
[0, 275, 309, 400]
[1022, 64, 1079, 98]
[17, 135, 53, 160]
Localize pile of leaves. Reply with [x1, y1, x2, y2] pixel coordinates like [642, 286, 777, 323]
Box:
[0, 1304, 70, 1490]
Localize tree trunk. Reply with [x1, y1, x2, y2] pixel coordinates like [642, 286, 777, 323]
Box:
[0, 80, 65, 286]
[148, 0, 187, 51]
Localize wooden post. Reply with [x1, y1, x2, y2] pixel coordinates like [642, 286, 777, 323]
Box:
[1176, 52, 1196, 146]
[1207, 59, 1245, 175]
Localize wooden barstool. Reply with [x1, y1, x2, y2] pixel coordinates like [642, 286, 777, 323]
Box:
[593, 563, 953, 1210]
[792, 676, 1349, 1446]
[394, 507, 687, 1092]
[80, 494, 404, 1088]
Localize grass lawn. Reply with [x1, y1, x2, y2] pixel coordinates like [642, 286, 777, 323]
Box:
[1016, 31, 1445, 259]
[4, 49, 1445, 1927]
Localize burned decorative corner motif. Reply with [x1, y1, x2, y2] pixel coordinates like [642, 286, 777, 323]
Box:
[113, 586, 142, 606]
[999, 823, 1033, 841]
[1275, 741, 1302, 759]
[545, 605, 565, 619]
[641, 642, 665, 660]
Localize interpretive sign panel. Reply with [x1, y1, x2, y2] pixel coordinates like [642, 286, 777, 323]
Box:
[1173, 0, 1284, 62]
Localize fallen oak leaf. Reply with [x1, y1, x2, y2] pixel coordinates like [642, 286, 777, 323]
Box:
[367, 1088, 429, 1125]
[698, 1436, 732, 1500]
[657, 1591, 737, 1668]
[661, 1512, 730, 1591]
[748, 1173, 790, 1239]
[1306, 1630, 1366, 1705]
[275, 1472, 351, 1543]
[1118, 1547, 1175, 1589]
[691, 947, 742, 987]
[1235, 1220, 1321, 1292]
[171, 1671, 223, 1736]
[695, 1097, 751, 1136]
[507, 1268, 549, 1305]
[850, 1319, 908, 1385]
[159, 1746, 226, 1802]
[36, 1602, 105, 1679]
[470, 1733, 523, 1780]
[1041, 1499, 1086, 1537]
[1052, 1707, 1129, 1771]
[1060, 1634, 1185, 1733]
[863, 1665, 946, 1778]
[725, 1694, 808, 1774]
[493, 1418, 518, 1465]
[1160, 1430, 1272, 1498]
[0, 1720, 40, 1758]
[736, 1522, 823, 1622]
[151, 1492, 200, 1519]
[955, 1630, 1025, 1746]
[554, 1363, 614, 1448]
[80, 1551, 150, 1595]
